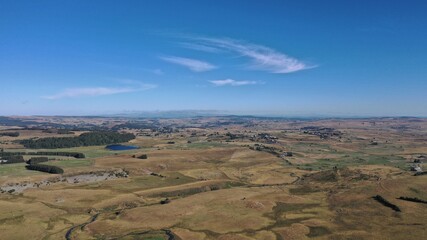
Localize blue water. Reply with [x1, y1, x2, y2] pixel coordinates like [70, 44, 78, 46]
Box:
[105, 144, 139, 151]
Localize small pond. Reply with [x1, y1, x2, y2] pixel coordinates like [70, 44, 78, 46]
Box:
[105, 144, 139, 151]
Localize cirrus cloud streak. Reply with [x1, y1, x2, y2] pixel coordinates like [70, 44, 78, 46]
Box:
[42, 83, 156, 100]
[189, 37, 315, 73]
[209, 78, 258, 87]
[160, 56, 217, 72]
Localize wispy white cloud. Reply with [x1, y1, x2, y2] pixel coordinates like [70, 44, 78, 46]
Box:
[160, 56, 217, 72]
[179, 42, 222, 53]
[43, 82, 156, 100]
[187, 37, 315, 73]
[209, 78, 258, 87]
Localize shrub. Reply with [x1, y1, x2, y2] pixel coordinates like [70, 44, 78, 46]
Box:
[160, 198, 170, 204]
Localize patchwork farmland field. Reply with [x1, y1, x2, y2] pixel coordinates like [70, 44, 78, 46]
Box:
[0, 116, 426, 239]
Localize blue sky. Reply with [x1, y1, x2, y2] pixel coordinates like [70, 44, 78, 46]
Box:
[1, 0, 426, 116]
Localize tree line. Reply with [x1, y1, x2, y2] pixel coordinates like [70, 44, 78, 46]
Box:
[0, 132, 20, 137]
[0, 150, 85, 158]
[0, 151, 65, 174]
[0, 156, 51, 166]
[373, 195, 401, 212]
[19, 131, 135, 149]
[24, 156, 64, 174]
[0, 155, 25, 164]
[26, 157, 49, 165]
[26, 164, 64, 174]
[398, 196, 427, 204]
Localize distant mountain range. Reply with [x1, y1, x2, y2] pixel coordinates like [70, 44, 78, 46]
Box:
[102, 110, 427, 119]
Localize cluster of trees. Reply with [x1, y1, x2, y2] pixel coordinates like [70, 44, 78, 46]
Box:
[0, 151, 85, 158]
[25, 156, 64, 174]
[226, 132, 242, 140]
[1, 155, 24, 164]
[0, 132, 20, 137]
[57, 129, 73, 134]
[0, 151, 64, 174]
[25, 164, 64, 174]
[150, 172, 165, 178]
[36, 151, 85, 158]
[26, 157, 49, 165]
[20, 131, 135, 149]
[112, 122, 157, 131]
[249, 144, 282, 157]
[42, 129, 73, 134]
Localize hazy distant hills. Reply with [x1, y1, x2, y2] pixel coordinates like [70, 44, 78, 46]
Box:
[105, 110, 228, 118]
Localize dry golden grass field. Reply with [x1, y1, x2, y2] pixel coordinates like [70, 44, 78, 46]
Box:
[0, 116, 426, 239]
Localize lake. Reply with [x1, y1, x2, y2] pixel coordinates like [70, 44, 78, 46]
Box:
[105, 144, 139, 151]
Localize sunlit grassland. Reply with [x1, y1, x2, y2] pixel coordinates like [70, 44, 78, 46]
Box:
[6, 145, 141, 158]
[0, 163, 43, 177]
[47, 159, 94, 168]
